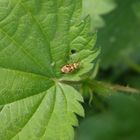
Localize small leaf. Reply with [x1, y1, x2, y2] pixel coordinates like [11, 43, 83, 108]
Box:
[82, 0, 116, 29]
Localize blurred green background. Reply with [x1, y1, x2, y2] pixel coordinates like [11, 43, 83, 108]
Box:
[76, 0, 140, 139]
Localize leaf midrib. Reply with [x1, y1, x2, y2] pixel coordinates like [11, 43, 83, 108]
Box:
[9, 92, 46, 140]
[39, 86, 56, 140]
[0, 66, 50, 80]
[0, 1, 55, 77]
[20, 1, 56, 76]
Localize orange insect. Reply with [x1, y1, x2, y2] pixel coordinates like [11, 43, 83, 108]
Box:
[61, 63, 80, 74]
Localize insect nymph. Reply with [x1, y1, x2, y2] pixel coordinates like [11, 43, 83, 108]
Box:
[61, 62, 80, 74]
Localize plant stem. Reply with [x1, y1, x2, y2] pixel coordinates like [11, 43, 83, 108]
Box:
[60, 79, 140, 95]
[111, 84, 140, 94]
[88, 80, 140, 95]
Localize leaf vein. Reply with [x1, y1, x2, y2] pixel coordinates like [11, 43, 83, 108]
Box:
[0, 28, 49, 77]
[9, 93, 46, 140]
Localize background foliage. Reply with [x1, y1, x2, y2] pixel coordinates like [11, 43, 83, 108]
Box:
[77, 0, 140, 140]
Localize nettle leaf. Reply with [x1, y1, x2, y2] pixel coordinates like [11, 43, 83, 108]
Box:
[61, 16, 99, 81]
[0, 84, 84, 140]
[0, 0, 98, 140]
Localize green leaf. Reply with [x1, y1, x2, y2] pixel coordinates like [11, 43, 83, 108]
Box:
[0, 67, 53, 105]
[0, 0, 98, 139]
[0, 84, 84, 140]
[98, 0, 140, 71]
[82, 0, 116, 29]
[61, 49, 100, 81]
